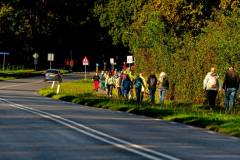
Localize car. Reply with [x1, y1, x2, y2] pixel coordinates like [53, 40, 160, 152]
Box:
[44, 69, 62, 82]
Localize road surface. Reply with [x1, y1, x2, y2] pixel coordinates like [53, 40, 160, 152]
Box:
[0, 73, 239, 160]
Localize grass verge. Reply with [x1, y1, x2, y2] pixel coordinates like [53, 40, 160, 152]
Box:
[39, 79, 240, 138]
[0, 69, 44, 80]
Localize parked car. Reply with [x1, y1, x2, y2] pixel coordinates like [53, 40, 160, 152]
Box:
[44, 69, 62, 82]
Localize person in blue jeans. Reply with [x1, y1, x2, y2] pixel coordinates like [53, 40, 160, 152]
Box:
[147, 73, 158, 105]
[223, 66, 240, 113]
[157, 72, 169, 104]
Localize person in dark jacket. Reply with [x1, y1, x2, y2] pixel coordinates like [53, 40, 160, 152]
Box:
[133, 74, 144, 104]
[122, 74, 132, 99]
[147, 73, 158, 105]
[223, 66, 240, 113]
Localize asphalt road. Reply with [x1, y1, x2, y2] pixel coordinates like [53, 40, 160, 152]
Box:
[0, 73, 239, 160]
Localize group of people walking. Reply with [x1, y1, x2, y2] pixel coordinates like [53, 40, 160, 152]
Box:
[93, 69, 169, 105]
[203, 66, 240, 112]
[93, 65, 239, 112]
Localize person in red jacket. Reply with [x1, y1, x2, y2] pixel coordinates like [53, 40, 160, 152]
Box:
[93, 73, 100, 92]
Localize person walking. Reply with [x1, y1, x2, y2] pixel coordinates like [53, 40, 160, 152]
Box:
[133, 74, 145, 104]
[115, 72, 122, 97]
[100, 71, 106, 91]
[93, 72, 100, 92]
[203, 67, 221, 108]
[128, 70, 135, 100]
[106, 72, 115, 97]
[157, 72, 169, 104]
[147, 73, 158, 105]
[139, 73, 146, 102]
[222, 66, 240, 113]
[121, 74, 132, 100]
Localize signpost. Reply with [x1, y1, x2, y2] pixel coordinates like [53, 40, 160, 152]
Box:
[33, 52, 39, 70]
[0, 52, 9, 72]
[104, 62, 107, 71]
[110, 58, 114, 70]
[82, 56, 89, 80]
[48, 53, 54, 69]
[96, 63, 99, 73]
[127, 55, 134, 68]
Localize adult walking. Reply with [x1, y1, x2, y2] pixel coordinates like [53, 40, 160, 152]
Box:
[133, 74, 144, 104]
[203, 67, 221, 108]
[223, 66, 240, 113]
[100, 71, 106, 91]
[93, 73, 100, 92]
[157, 72, 169, 104]
[121, 74, 132, 100]
[147, 73, 158, 105]
[115, 72, 122, 97]
[106, 72, 115, 97]
[139, 73, 146, 102]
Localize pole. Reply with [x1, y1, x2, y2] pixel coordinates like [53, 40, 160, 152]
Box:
[96, 65, 98, 73]
[85, 65, 86, 80]
[104, 62, 106, 71]
[50, 61, 52, 69]
[2, 54, 5, 72]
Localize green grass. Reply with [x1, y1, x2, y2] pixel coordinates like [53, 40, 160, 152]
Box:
[39, 79, 240, 137]
[0, 77, 15, 81]
[0, 69, 69, 81]
[0, 69, 44, 80]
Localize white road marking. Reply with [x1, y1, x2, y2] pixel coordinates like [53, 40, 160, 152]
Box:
[0, 80, 43, 89]
[0, 97, 181, 160]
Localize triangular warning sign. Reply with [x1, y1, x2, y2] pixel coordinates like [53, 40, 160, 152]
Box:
[82, 56, 89, 65]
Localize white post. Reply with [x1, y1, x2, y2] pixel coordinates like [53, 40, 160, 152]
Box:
[51, 81, 55, 88]
[85, 65, 86, 80]
[56, 84, 60, 94]
[3, 54, 5, 72]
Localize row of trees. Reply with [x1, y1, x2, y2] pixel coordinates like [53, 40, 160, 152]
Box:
[1, 0, 240, 102]
[94, 0, 240, 103]
[0, 0, 126, 68]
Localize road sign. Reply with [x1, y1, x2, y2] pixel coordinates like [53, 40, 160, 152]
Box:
[127, 56, 133, 64]
[82, 56, 89, 65]
[33, 53, 39, 59]
[34, 59, 38, 65]
[0, 52, 9, 55]
[110, 58, 114, 64]
[48, 53, 54, 61]
[0, 52, 9, 71]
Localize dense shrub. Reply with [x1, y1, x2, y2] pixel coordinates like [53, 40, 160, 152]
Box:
[94, 0, 240, 104]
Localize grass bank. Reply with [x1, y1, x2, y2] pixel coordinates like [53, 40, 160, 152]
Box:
[0, 69, 44, 80]
[0, 69, 69, 81]
[39, 79, 240, 138]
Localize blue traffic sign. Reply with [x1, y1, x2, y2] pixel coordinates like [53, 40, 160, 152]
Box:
[0, 52, 9, 55]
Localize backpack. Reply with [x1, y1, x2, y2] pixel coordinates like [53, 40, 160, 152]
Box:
[122, 79, 131, 90]
[207, 76, 217, 88]
[101, 74, 106, 81]
[134, 78, 142, 89]
[149, 77, 156, 87]
[122, 74, 127, 80]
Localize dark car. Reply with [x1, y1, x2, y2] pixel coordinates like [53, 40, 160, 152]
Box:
[44, 69, 62, 82]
